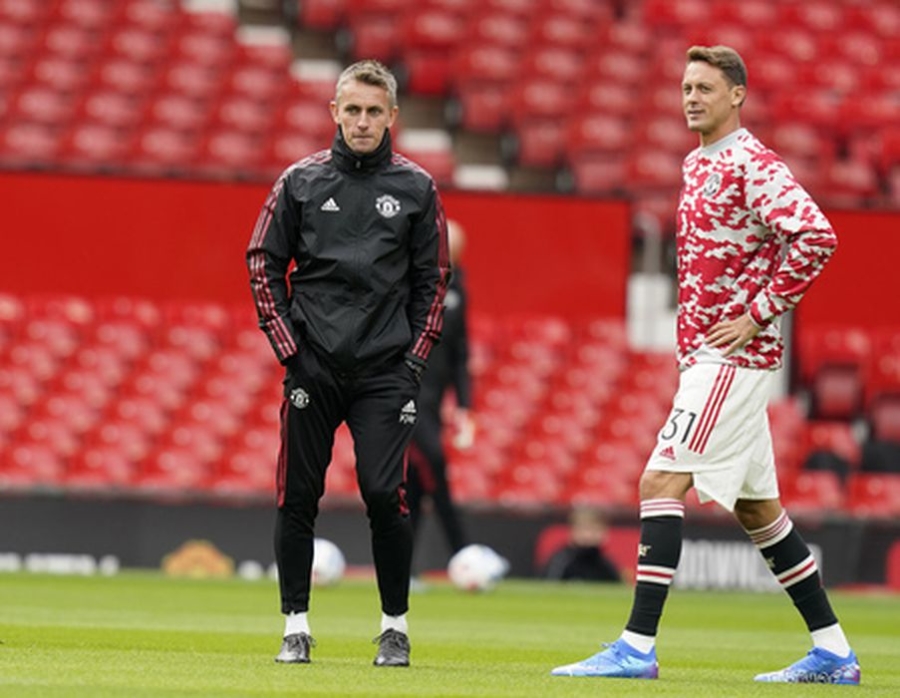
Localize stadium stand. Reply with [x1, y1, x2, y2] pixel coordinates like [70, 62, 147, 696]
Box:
[4, 289, 896, 516]
[2, 0, 899, 210]
[2, 0, 899, 518]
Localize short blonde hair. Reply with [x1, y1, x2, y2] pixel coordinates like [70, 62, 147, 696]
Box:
[335, 59, 398, 108]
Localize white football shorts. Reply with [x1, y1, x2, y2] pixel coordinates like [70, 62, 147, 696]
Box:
[645, 361, 779, 511]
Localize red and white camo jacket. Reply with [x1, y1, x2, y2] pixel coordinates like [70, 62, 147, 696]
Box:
[676, 128, 837, 370]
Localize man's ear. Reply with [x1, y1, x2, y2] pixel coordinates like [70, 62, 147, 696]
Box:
[732, 85, 747, 108]
[329, 100, 339, 124]
[387, 104, 399, 128]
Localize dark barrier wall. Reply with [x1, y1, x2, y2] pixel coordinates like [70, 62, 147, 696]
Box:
[0, 494, 892, 588]
[0, 172, 630, 319]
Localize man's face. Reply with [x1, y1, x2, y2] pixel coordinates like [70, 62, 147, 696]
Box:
[330, 80, 398, 154]
[682, 61, 745, 145]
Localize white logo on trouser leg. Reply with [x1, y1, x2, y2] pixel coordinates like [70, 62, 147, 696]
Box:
[399, 400, 416, 425]
[290, 387, 310, 409]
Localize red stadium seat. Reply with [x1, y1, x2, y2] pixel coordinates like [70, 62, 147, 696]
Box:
[746, 54, 797, 94]
[59, 123, 131, 169]
[451, 44, 519, 90]
[64, 446, 137, 489]
[146, 94, 211, 132]
[454, 83, 509, 133]
[87, 418, 153, 462]
[226, 64, 287, 102]
[773, 119, 832, 158]
[158, 62, 224, 100]
[574, 82, 637, 118]
[867, 330, 900, 402]
[129, 127, 200, 175]
[346, 0, 411, 13]
[583, 50, 646, 86]
[55, 0, 113, 29]
[260, 132, 325, 177]
[796, 60, 858, 94]
[803, 421, 861, 470]
[400, 51, 452, 96]
[0, 364, 43, 408]
[867, 395, 900, 444]
[810, 364, 865, 422]
[710, 0, 777, 29]
[537, 0, 609, 23]
[795, 325, 872, 386]
[847, 473, 900, 518]
[104, 26, 170, 64]
[212, 449, 275, 497]
[528, 13, 595, 51]
[0, 443, 66, 488]
[468, 11, 529, 50]
[234, 38, 293, 74]
[25, 55, 91, 92]
[400, 7, 465, 52]
[6, 86, 76, 127]
[626, 149, 683, 192]
[778, 1, 845, 34]
[38, 24, 100, 62]
[519, 46, 583, 84]
[512, 120, 564, 169]
[397, 144, 455, 187]
[177, 9, 238, 38]
[780, 470, 845, 515]
[0, 0, 50, 24]
[641, 0, 706, 28]
[633, 116, 696, 156]
[569, 463, 640, 509]
[114, 0, 177, 33]
[275, 96, 335, 142]
[346, 16, 400, 62]
[817, 158, 881, 210]
[771, 88, 842, 132]
[89, 60, 157, 102]
[568, 155, 627, 196]
[507, 80, 570, 126]
[299, 0, 347, 30]
[195, 128, 264, 179]
[134, 447, 211, 493]
[0, 123, 63, 168]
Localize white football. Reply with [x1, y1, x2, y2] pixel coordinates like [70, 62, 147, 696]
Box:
[311, 538, 346, 587]
[447, 544, 509, 592]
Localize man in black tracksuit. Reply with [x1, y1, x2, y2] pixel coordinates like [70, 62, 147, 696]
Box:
[407, 220, 473, 569]
[246, 60, 450, 668]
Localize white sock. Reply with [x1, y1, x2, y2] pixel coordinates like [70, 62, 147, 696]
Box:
[811, 624, 851, 657]
[620, 630, 655, 655]
[381, 613, 408, 634]
[284, 611, 310, 637]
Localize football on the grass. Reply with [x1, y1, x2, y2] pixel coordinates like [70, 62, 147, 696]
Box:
[448, 544, 509, 592]
[311, 538, 346, 587]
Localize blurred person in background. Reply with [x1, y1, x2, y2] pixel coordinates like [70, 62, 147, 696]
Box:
[552, 45, 859, 685]
[407, 220, 474, 584]
[247, 59, 450, 668]
[541, 506, 622, 583]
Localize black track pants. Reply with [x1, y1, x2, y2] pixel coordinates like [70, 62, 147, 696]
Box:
[275, 347, 420, 616]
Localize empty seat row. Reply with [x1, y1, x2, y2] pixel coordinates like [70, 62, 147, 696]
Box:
[3, 292, 897, 515]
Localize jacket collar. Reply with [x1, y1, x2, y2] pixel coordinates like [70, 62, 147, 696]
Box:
[331, 128, 393, 174]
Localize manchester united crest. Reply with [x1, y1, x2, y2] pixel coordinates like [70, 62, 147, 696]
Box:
[375, 194, 401, 218]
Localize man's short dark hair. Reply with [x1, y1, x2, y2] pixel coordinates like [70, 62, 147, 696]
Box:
[686, 45, 748, 88]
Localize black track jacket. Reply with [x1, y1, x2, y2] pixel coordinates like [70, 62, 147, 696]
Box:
[247, 129, 451, 373]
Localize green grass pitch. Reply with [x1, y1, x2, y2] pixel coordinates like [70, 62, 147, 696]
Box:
[1, 572, 898, 697]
